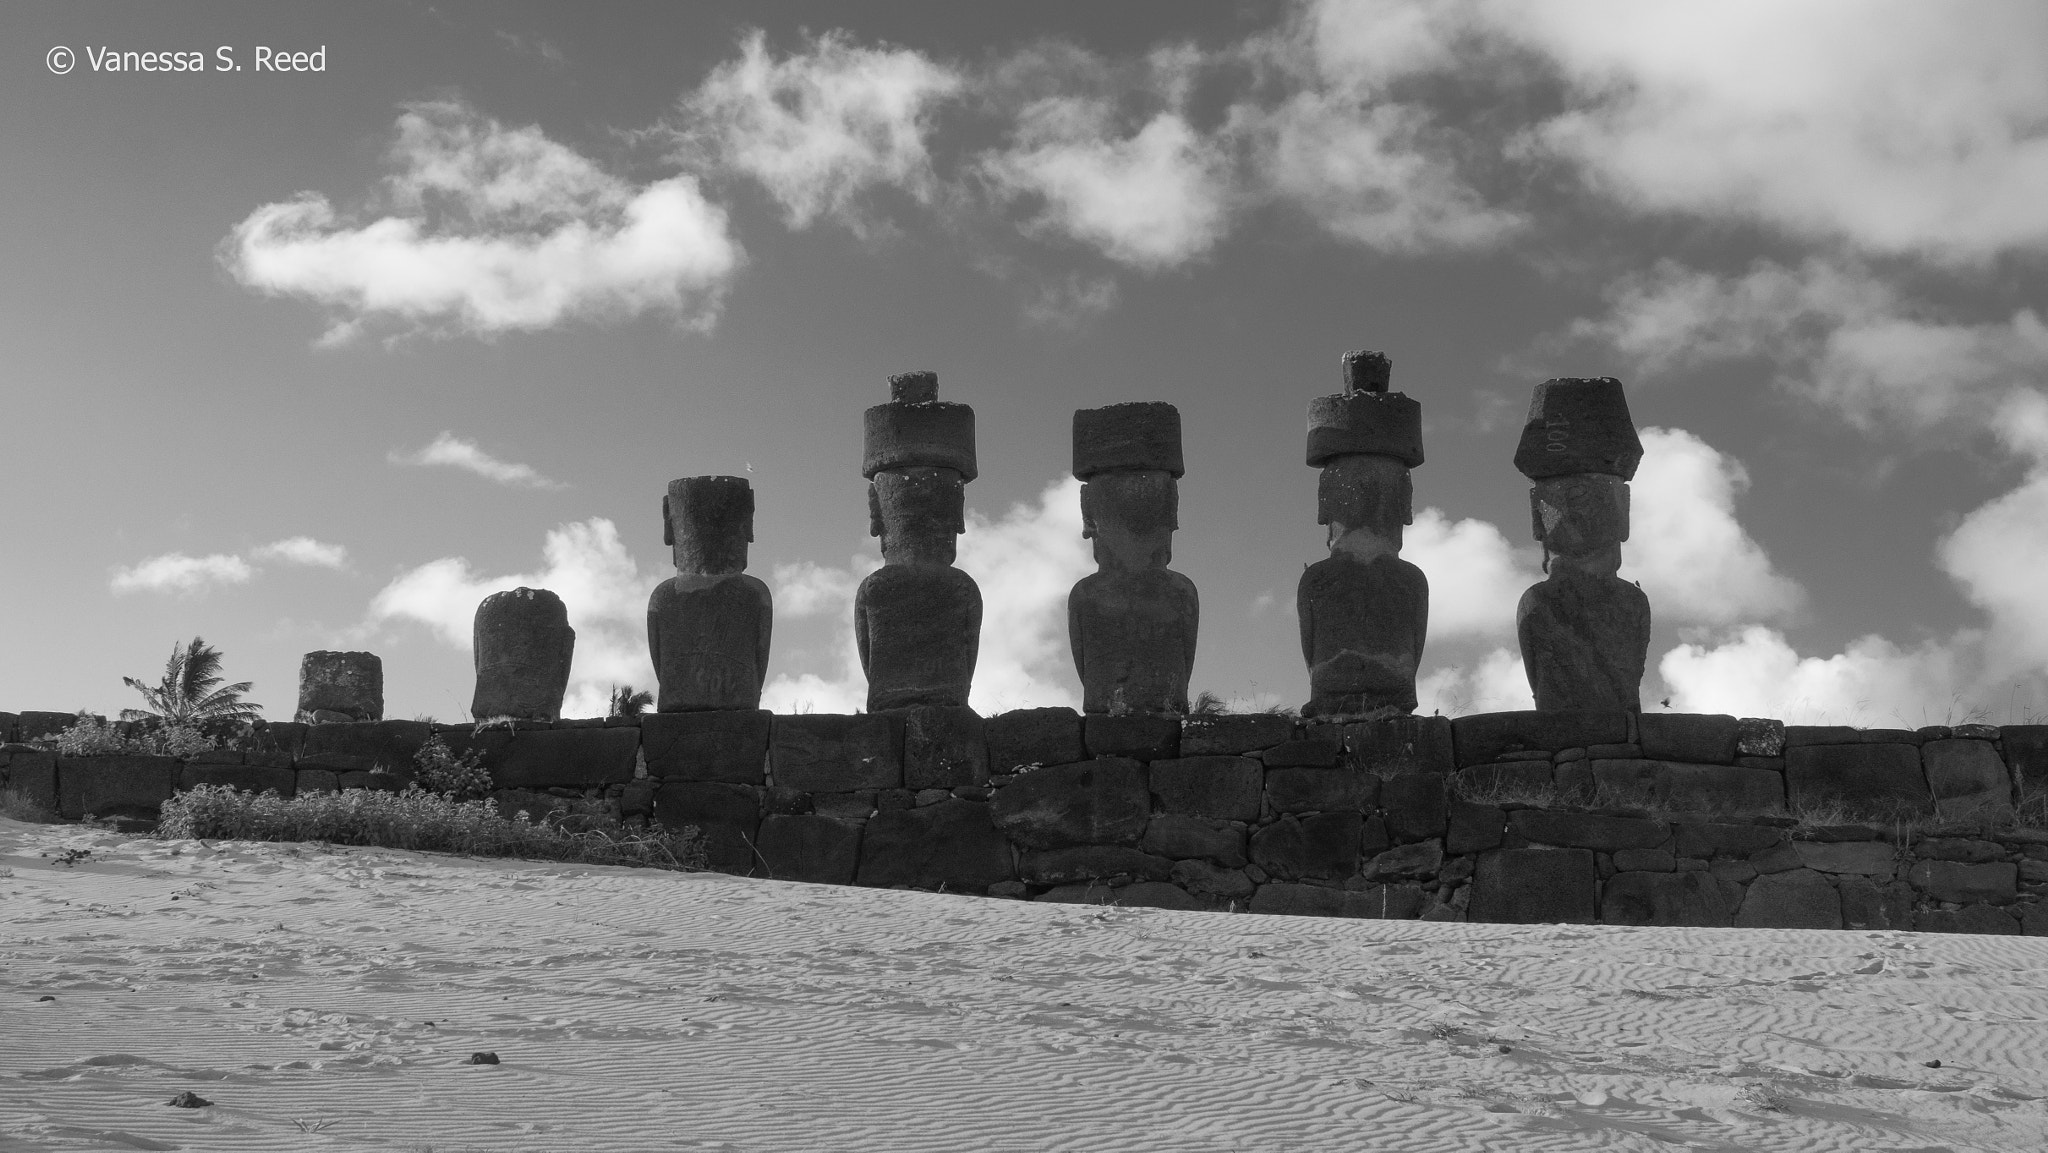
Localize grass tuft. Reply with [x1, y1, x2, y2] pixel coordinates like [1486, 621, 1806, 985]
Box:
[155, 784, 705, 871]
[0, 787, 60, 824]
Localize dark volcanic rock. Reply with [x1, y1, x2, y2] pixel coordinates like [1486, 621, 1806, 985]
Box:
[1468, 848, 1598, 924]
[990, 758, 1150, 849]
[985, 707, 1085, 771]
[1250, 812, 1361, 881]
[1148, 756, 1262, 821]
[771, 713, 904, 792]
[641, 710, 770, 785]
[755, 814, 863, 885]
[1599, 871, 1742, 926]
[297, 651, 383, 722]
[472, 587, 575, 721]
[855, 799, 1012, 891]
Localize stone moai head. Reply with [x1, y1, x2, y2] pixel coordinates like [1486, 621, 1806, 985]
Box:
[862, 370, 977, 566]
[663, 476, 753, 575]
[1074, 402, 1184, 571]
[1307, 350, 1422, 555]
[297, 650, 383, 723]
[1513, 377, 1642, 572]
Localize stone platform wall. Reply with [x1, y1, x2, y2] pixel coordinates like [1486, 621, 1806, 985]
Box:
[3, 707, 2044, 935]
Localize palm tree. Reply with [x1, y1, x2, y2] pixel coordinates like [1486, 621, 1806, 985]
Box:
[121, 637, 262, 727]
[608, 685, 653, 718]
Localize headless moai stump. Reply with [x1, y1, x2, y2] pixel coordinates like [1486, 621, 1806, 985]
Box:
[298, 651, 382, 723]
[1298, 351, 1428, 718]
[647, 476, 773, 711]
[854, 372, 982, 711]
[1513, 377, 1651, 712]
[1069, 402, 1198, 715]
[472, 588, 575, 721]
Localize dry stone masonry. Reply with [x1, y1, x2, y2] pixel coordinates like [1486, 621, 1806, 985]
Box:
[855, 372, 982, 711]
[648, 475, 773, 711]
[1069, 402, 1199, 715]
[5, 707, 2042, 936]
[1514, 378, 1652, 712]
[1298, 351, 1428, 719]
[472, 587, 575, 722]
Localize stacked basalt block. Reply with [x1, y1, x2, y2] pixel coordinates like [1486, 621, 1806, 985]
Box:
[473, 587, 575, 722]
[647, 475, 773, 712]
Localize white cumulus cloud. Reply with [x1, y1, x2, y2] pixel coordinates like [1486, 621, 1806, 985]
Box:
[223, 100, 742, 344]
[675, 30, 963, 234]
[1626, 428, 1803, 626]
[392, 432, 566, 490]
[252, 537, 350, 569]
[109, 553, 255, 596]
[1403, 508, 1542, 641]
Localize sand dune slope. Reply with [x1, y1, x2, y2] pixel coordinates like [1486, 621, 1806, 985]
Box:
[4, 817, 2046, 1152]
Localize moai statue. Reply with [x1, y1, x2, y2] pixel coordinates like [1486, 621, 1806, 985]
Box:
[647, 476, 773, 711]
[297, 651, 382, 723]
[472, 587, 575, 721]
[1298, 351, 1428, 718]
[1513, 377, 1651, 712]
[1069, 402, 1199, 714]
[854, 371, 982, 711]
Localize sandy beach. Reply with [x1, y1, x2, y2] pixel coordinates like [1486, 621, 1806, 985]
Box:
[4, 815, 2046, 1152]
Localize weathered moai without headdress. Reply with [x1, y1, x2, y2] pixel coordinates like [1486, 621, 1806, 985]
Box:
[297, 650, 383, 723]
[854, 371, 982, 711]
[1069, 402, 1199, 715]
[1513, 377, 1651, 712]
[647, 476, 773, 711]
[1298, 351, 1428, 718]
[472, 587, 575, 721]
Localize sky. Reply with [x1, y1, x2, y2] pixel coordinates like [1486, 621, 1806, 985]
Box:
[4, 0, 2047, 727]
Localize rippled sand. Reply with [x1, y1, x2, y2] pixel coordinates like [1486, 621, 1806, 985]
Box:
[4, 816, 2046, 1152]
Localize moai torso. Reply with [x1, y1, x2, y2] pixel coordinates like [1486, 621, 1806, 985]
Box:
[1512, 380, 1650, 713]
[473, 587, 575, 720]
[1297, 352, 1428, 718]
[1069, 404, 1197, 714]
[648, 476, 772, 711]
[856, 373, 982, 711]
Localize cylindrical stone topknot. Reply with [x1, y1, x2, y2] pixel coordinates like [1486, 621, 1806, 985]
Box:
[1072, 402, 1184, 480]
[1512, 377, 1642, 480]
[1309, 350, 1421, 468]
[1342, 350, 1391, 393]
[863, 372, 976, 480]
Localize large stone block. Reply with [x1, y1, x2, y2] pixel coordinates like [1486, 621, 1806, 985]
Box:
[985, 707, 1085, 770]
[1585, 760, 1784, 817]
[1345, 715, 1454, 774]
[1837, 877, 1915, 929]
[1921, 739, 2013, 821]
[653, 782, 761, 874]
[17, 711, 84, 743]
[298, 720, 433, 774]
[1, 751, 58, 814]
[1140, 814, 1246, 867]
[471, 587, 574, 721]
[1020, 846, 1173, 885]
[990, 759, 1149, 849]
[1916, 905, 2022, 935]
[1250, 812, 1361, 881]
[1171, 859, 1255, 902]
[1513, 377, 1641, 479]
[1451, 711, 1628, 767]
[297, 651, 383, 722]
[855, 800, 1013, 891]
[1083, 714, 1180, 761]
[1379, 772, 1448, 842]
[896, 706, 987, 790]
[756, 814, 862, 885]
[1456, 761, 1552, 793]
[1999, 725, 2048, 787]
[1180, 714, 1295, 756]
[1265, 768, 1373, 813]
[1600, 871, 1743, 926]
[1735, 869, 1842, 929]
[486, 728, 639, 789]
[1907, 860, 2017, 904]
[1115, 882, 1204, 911]
[1247, 883, 1351, 918]
[1149, 756, 1262, 821]
[1261, 734, 1343, 768]
[1793, 841, 1897, 877]
[177, 764, 296, 797]
[771, 714, 903, 792]
[1637, 714, 1740, 765]
[1446, 802, 1505, 854]
[1508, 810, 1667, 851]
[641, 710, 769, 784]
[1072, 401, 1183, 479]
[1915, 837, 2005, 863]
[57, 756, 177, 821]
[1670, 821, 1784, 859]
[1785, 743, 1929, 816]
[0, 712, 15, 742]
[1362, 840, 1443, 881]
[1469, 848, 1598, 924]
[236, 720, 305, 767]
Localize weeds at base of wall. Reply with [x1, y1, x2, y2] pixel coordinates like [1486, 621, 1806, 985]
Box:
[0, 787, 59, 824]
[156, 784, 707, 871]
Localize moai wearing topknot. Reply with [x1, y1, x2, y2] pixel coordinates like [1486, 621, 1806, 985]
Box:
[1298, 351, 1428, 718]
[1069, 402, 1199, 715]
[472, 587, 575, 721]
[1513, 377, 1651, 712]
[647, 476, 773, 711]
[854, 371, 982, 711]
